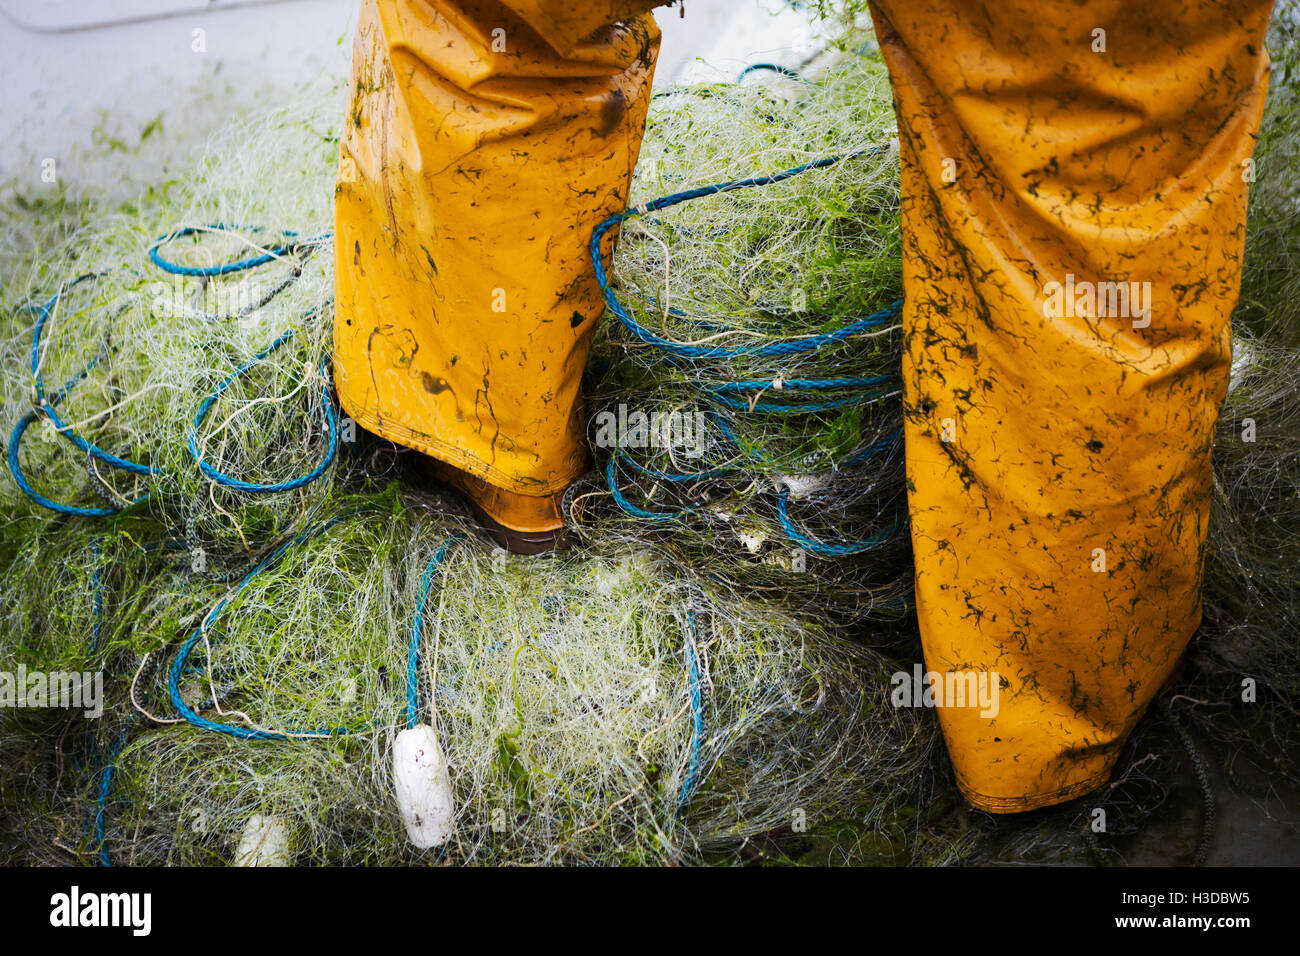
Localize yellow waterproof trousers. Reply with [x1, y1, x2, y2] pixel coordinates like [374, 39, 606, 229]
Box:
[334, 0, 663, 495]
[335, 1, 1275, 811]
[868, 0, 1274, 810]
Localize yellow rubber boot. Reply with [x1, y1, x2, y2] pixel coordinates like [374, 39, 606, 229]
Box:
[333, 0, 665, 541]
[419, 454, 577, 553]
[869, 0, 1275, 811]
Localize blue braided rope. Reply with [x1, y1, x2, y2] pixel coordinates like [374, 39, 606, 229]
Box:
[588, 150, 907, 548]
[616, 445, 738, 483]
[605, 407, 751, 485]
[7, 344, 150, 516]
[608, 415, 900, 526]
[589, 149, 901, 360]
[147, 224, 325, 277]
[775, 486, 904, 556]
[407, 534, 465, 730]
[166, 511, 371, 740]
[14, 258, 337, 514]
[186, 326, 339, 494]
[677, 609, 704, 812]
[607, 423, 907, 554]
[30, 283, 160, 478]
[604, 457, 703, 521]
[7, 414, 132, 517]
[703, 375, 898, 413]
[94, 724, 134, 867]
[609, 446, 907, 553]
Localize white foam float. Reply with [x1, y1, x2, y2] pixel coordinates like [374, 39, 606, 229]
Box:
[393, 724, 455, 849]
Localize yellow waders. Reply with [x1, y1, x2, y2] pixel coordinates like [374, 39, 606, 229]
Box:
[334, 0, 663, 497]
[868, 0, 1275, 811]
[335, 0, 1276, 811]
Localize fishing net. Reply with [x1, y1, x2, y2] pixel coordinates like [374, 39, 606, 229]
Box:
[571, 54, 912, 625]
[2, 5, 1298, 867]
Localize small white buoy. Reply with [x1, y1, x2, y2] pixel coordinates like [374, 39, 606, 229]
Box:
[234, 813, 291, 867]
[393, 724, 455, 849]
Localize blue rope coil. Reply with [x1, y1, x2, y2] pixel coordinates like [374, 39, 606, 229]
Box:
[8, 280, 152, 514]
[703, 375, 898, 413]
[186, 325, 339, 494]
[775, 486, 903, 556]
[616, 444, 738, 483]
[590, 150, 901, 360]
[7, 343, 147, 517]
[604, 457, 704, 521]
[606, 431, 908, 553]
[9, 249, 339, 515]
[147, 224, 324, 277]
[166, 510, 372, 740]
[589, 150, 906, 551]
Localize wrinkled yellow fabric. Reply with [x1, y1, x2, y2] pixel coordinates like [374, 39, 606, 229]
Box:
[868, 0, 1275, 811]
[334, 0, 662, 495]
[337, 0, 1278, 814]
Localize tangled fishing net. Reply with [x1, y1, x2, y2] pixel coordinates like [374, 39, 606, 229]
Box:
[1, 491, 955, 865]
[87, 511, 942, 865]
[571, 55, 912, 626]
[0, 36, 959, 866]
[2, 4, 1298, 867]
